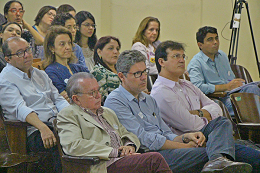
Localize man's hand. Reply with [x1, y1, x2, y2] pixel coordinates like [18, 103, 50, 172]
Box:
[118, 146, 139, 157]
[39, 126, 57, 149]
[227, 78, 245, 91]
[185, 132, 206, 147]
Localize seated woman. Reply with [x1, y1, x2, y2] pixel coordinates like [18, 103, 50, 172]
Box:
[3, 0, 44, 58]
[51, 13, 87, 67]
[91, 36, 121, 103]
[75, 11, 97, 71]
[0, 22, 22, 71]
[33, 6, 56, 38]
[132, 16, 161, 75]
[43, 25, 89, 102]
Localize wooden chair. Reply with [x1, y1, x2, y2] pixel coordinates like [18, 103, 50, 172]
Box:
[0, 107, 39, 173]
[230, 93, 260, 143]
[32, 60, 44, 70]
[52, 119, 100, 173]
[231, 64, 253, 84]
[211, 98, 240, 140]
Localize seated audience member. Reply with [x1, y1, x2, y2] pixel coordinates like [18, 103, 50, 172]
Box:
[57, 72, 172, 173]
[56, 4, 76, 17]
[43, 26, 89, 102]
[0, 22, 22, 71]
[132, 16, 161, 75]
[91, 36, 121, 103]
[33, 6, 56, 38]
[151, 41, 222, 135]
[0, 37, 70, 172]
[187, 26, 260, 116]
[151, 41, 260, 173]
[104, 50, 253, 173]
[3, 0, 44, 58]
[75, 11, 97, 70]
[50, 12, 86, 66]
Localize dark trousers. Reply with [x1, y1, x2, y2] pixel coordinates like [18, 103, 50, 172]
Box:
[107, 152, 171, 173]
[27, 129, 61, 173]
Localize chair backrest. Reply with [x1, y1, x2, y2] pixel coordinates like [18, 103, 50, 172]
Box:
[32, 61, 44, 70]
[231, 64, 253, 84]
[211, 98, 241, 139]
[52, 119, 64, 161]
[230, 93, 260, 123]
[179, 71, 190, 81]
[0, 106, 11, 154]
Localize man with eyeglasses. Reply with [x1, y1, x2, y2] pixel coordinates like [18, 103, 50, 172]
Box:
[151, 40, 260, 172]
[187, 26, 260, 116]
[104, 50, 254, 172]
[0, 37, 69, 173]
[57, 72, 172, 173]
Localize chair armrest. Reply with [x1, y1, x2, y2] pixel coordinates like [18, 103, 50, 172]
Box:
[237, 123, 260, 130]
[62, 155, 100, 165]
[207, 92, 227, 98]
[3, 120, 31, 127]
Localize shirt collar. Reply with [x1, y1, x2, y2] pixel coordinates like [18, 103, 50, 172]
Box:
[199, 50, 221, 62]
[119, 85, 146, 102]
[157, 75, 189, 89]
[6, 63, 34, 79]
[80, 106, 104, 117]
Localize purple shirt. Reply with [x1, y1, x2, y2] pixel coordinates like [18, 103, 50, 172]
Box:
[151, 75, 222, 135]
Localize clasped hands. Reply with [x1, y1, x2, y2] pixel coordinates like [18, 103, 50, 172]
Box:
[184, 132, 206, 148]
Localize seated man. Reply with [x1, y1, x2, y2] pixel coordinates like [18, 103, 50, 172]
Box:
[187, 26, 260, 115]
[57, 72, 171, 173]
[0, 37, 70, 173]
[151, 40, 260, 173]
[104, 50, 252, 173]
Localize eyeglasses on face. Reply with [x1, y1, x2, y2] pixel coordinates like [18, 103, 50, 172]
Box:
[170, 54, 188, 60]
[81, 23, 96, 29]
[8, 8, 25, 15]
[76, 87, 101, 98]
[66, 26, 78, 31]
[7, 47, 32, 58]
[46, 11, 56, 18]
[124, 68, 150, 78]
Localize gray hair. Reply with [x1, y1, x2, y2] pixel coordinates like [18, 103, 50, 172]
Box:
[116, 50, 146, 75]
[66, 72, 95, 103]
[2, 37, 26, 57]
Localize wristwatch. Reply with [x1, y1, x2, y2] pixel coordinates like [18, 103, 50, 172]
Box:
[182, 134, 190, 143]
[197, 109, 204, 117]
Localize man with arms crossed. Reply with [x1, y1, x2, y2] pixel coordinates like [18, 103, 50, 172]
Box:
[151, 40, 260, 173]
[0, 37, 69, 172]
[104, 49, 252, 173]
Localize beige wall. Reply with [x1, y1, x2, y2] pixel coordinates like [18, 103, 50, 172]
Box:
[1, 0, 260, 80]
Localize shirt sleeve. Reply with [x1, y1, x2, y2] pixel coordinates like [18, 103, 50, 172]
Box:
[0, 81, 34, 122]
[104, 95, 177, 151]
[187, 59, 215, 94]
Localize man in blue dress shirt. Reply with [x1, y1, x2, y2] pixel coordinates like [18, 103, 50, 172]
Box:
[104, 49, 252, 173]
[0, 37, 69, 172]
[187, 26, 260, 116]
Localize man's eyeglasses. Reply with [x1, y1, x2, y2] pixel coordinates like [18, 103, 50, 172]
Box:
[124, 68, 149, 78]
[8, 8, 25, 15]
[46, 12, 56, 18]
[81, 23, 96, 29]
[77, 87, 101, 98]
[7, 47, 32, 58]
[170, 54, 188, 60]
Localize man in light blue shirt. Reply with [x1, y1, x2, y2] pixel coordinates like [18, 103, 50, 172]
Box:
[187, 26, 260, 115]
[105, 50, 252, 173]
[0, 37, 69, 172]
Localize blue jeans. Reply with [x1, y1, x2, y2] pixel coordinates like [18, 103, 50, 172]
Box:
[27, 128, 61, 173]
[158, 117, 260, 173]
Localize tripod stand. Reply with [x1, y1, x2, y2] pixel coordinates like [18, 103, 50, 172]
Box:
[228, 0, 260, 77]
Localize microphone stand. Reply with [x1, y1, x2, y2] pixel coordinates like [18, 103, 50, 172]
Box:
[228, 0, 260, 77]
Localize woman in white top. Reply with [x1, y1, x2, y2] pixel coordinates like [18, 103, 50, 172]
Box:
[75, 11, 97, 71]
[132, 16, 161, 75]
